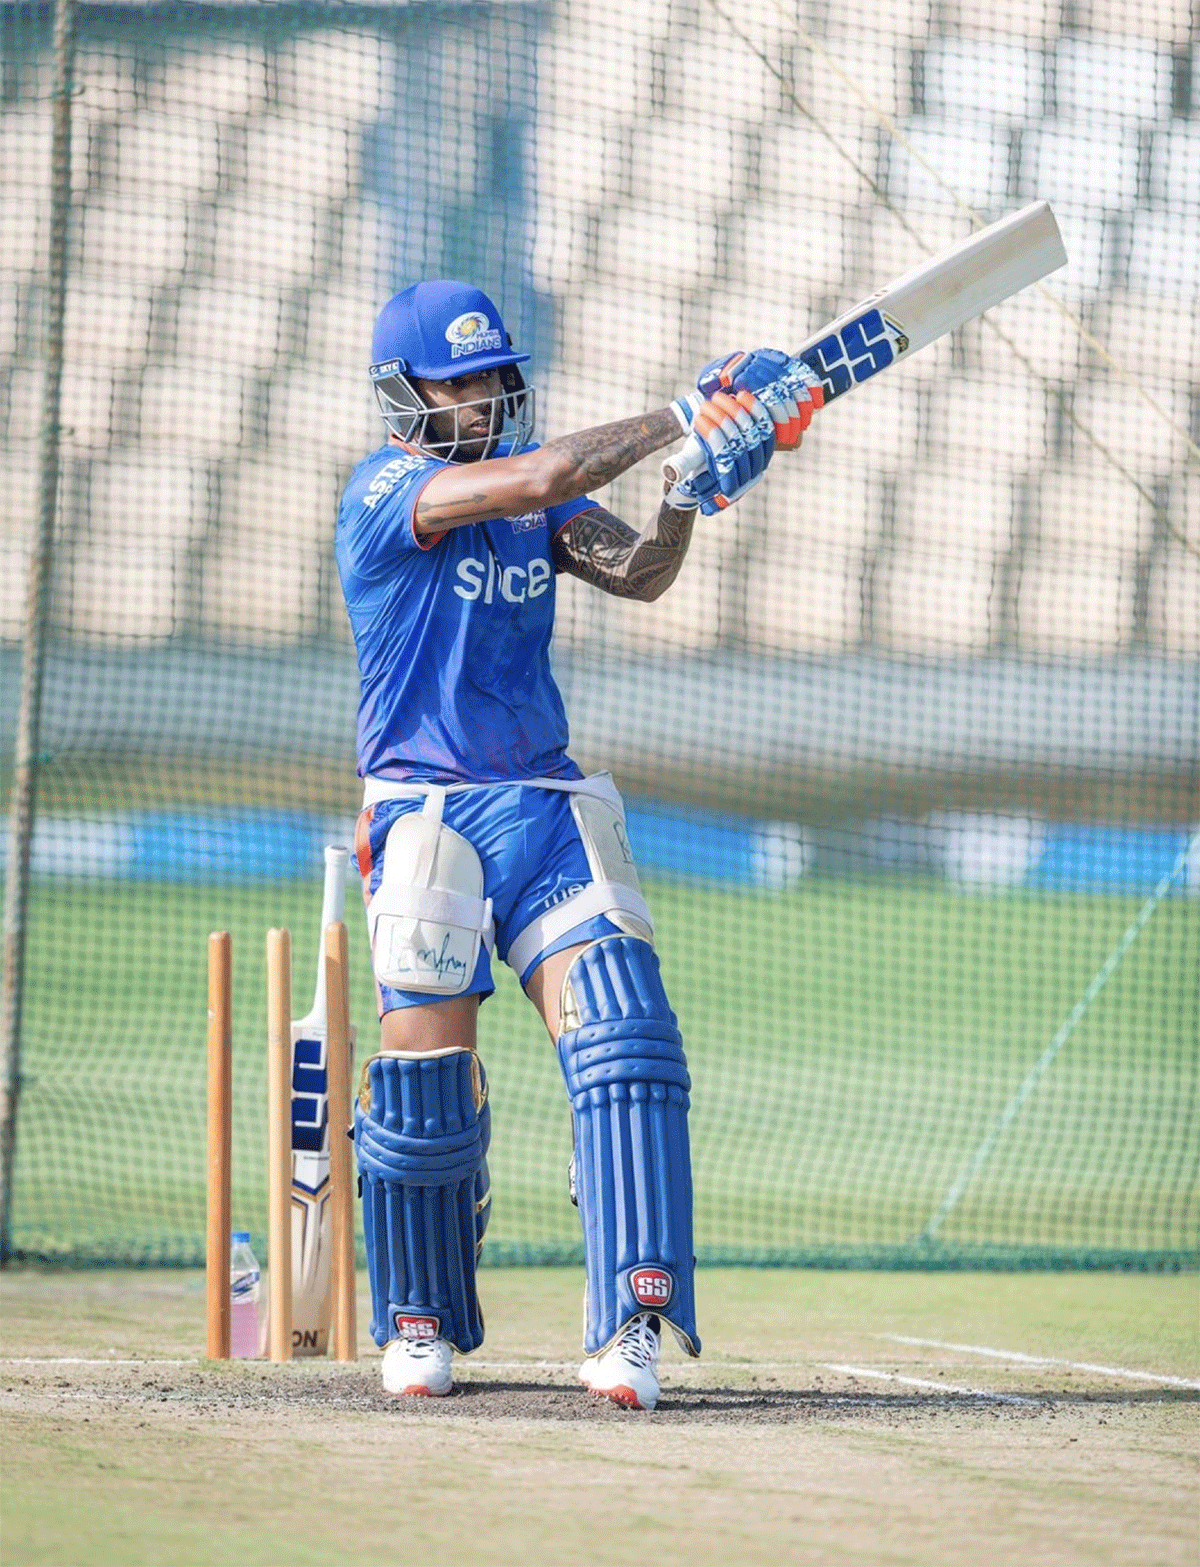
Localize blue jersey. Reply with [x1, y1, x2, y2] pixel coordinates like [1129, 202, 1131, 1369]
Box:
[336, 442, 597, 783]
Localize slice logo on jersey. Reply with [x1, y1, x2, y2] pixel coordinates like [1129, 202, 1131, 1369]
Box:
[445, 310, 503, 360]
[629, 1266, 673, 1308]
[454, 554, 552, 604]
[510, 509, 546, 533]
[394, 1312, 441, 1341]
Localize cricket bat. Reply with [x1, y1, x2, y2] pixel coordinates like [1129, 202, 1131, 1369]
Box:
[664, 201, 1067, 483]
[289, 843, 356, 1356]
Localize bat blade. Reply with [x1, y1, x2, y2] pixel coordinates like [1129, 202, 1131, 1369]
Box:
[289, 843, 355, 1357]
[664, 202, 1067, 483]
[794, 200, 1066, 405]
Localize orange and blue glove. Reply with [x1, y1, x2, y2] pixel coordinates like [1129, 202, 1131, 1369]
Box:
[698, 348, 824, 450]
[666, 358, 779, 514]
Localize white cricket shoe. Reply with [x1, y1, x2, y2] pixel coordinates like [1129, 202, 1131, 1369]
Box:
[381, 1334, 454, 1398]
[579, 1312, 661, 1411]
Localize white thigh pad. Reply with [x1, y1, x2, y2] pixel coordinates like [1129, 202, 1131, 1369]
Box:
[505, 775, 654, 981]
[568, 778, 653, 944]
[368, 789, 494, 995]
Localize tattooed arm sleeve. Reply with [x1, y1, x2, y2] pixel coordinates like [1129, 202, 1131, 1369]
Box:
[414, 408, 684, 536]
[552, 495, 697, 603]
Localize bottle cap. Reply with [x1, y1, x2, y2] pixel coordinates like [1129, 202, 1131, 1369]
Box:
[231, 1230, 251, 1243]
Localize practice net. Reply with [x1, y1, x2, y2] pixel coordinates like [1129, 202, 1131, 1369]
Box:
[1, 0, 1196, 1271]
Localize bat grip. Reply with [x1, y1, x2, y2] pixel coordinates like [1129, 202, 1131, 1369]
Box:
[662, 432, 707, 487]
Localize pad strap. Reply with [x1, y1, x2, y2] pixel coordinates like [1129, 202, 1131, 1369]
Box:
[354, 1048, 491, 1352]
[379, 884, 495, 946]
[557, 936, 700, 1357]
[506, 880, 653, 981]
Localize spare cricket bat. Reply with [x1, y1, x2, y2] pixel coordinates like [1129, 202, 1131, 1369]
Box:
[664, 201, 1067, 482]
[289, 843, 356, 1356]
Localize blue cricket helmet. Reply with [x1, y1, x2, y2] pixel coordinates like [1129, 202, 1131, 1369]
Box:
[368, 280, 534, 459]
[371, 280, 530, 381]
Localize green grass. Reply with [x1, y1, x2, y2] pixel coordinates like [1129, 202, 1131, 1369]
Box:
[8, 873, 1198, 1266]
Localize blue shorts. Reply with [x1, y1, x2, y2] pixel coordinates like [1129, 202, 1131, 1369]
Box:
[355, 783, 622, 1014]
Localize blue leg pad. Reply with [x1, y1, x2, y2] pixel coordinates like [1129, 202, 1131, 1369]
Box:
[557, 935, 700, 1357]
[354, 1049, 490, 1352]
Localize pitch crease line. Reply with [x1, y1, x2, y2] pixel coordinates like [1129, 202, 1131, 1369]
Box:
[1, 1357, 839, 1372]
[1, 1357, 199, 1366]
[469, 1360, 860, 1374]
[821, 1362, 1039, 1406]
[880, 1336, 1200, 1389]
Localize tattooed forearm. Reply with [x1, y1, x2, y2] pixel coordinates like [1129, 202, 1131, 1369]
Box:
[554, 499, 696, 602]
[549, 409, 683, 492]
[415, 487, 497, 530]
[411, 407, 686, 535]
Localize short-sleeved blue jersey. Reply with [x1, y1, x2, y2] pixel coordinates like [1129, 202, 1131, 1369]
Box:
[336, 441, 597, 784]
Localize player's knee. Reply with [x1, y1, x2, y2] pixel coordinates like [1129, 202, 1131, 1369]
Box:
[380, 996, 480, 1054]
[556, 934, 688, 1094]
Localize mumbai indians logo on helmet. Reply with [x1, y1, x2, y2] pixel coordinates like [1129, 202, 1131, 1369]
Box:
[445, 309, 503, 360]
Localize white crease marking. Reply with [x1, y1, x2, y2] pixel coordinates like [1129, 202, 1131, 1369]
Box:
[881, 1335, 1200, 1390]
[821, 1361, 1040, 1406]
[1, 1357, 197, 1366]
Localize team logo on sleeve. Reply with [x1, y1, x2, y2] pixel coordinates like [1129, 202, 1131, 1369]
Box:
[445, 311, 503, 359]
[510, 509, 546, 533]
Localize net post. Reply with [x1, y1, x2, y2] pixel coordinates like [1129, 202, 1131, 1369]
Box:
[0, 0, 76, 1269]
[325, 921, 357, 1362]
[266, 928, 293, 1362]
[205, 932, 233, 1360]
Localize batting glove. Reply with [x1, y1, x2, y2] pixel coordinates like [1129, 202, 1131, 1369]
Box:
[669, 390, 704, 432]
[664, 387, 774, 515]
[699, 348, 824, 450]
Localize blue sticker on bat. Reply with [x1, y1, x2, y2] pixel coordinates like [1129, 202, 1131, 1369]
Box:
[799, 308, 908, 403]
[292, 1035, 328, 1152]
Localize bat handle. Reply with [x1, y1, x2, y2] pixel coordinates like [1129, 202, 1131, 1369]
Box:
[661, 432, 707, 488]
[322, 844, 350, 926]
[313, 844, 351, 1007]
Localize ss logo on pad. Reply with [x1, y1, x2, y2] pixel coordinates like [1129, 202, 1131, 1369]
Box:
[630, 1267, 673, 1307]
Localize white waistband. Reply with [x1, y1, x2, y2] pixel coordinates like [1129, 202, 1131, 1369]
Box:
[362, 771, 621, 809]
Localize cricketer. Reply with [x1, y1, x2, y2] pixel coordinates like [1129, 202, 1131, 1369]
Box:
[335, 279, 815, 1407]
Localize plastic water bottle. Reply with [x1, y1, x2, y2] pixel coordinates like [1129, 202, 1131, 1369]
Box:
[229, 1231, 261, 1359]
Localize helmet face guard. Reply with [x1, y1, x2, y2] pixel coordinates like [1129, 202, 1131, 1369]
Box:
[371, 361, 535, 462]
[369, 280, 536, 462]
